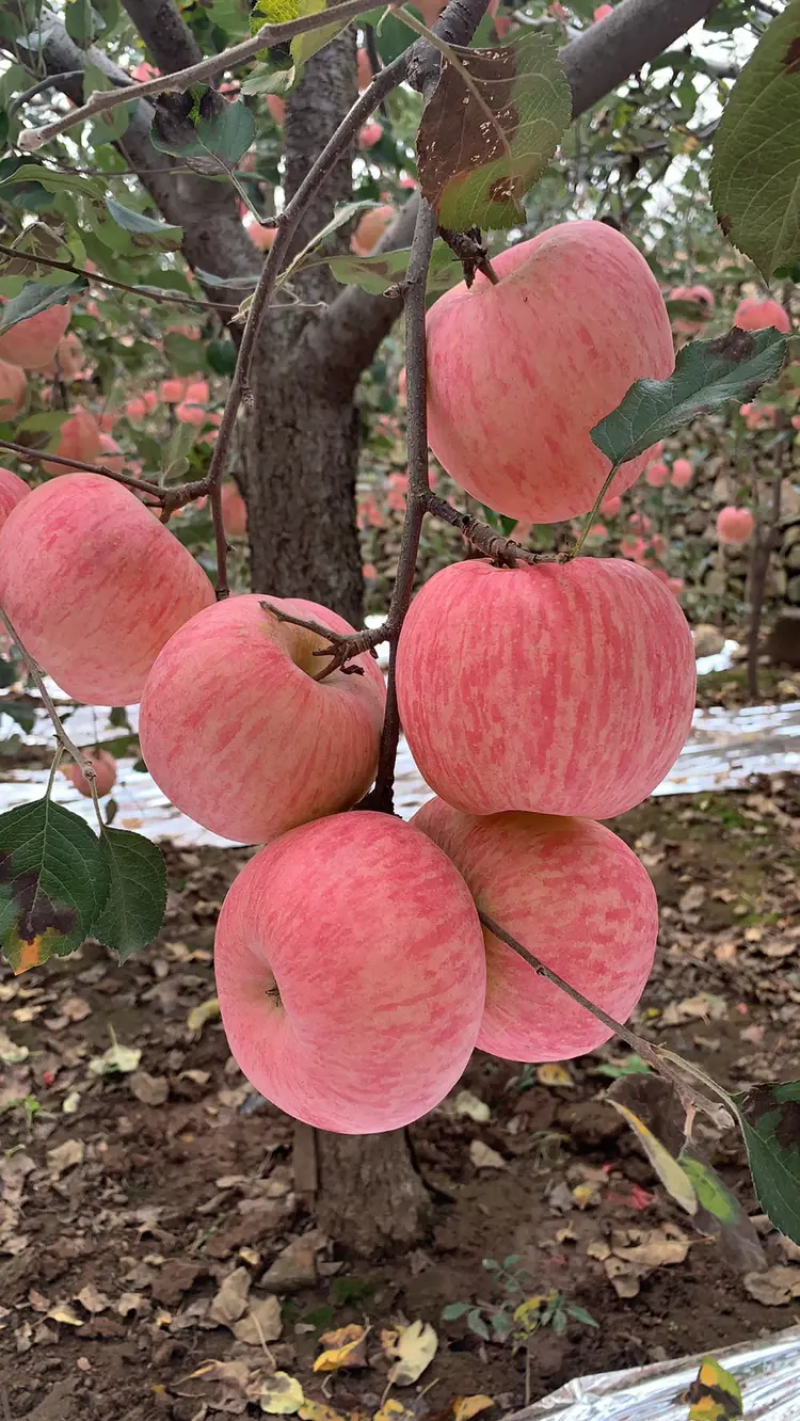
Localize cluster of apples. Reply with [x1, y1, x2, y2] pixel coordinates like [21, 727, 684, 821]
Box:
[0, 222, 699, 1136]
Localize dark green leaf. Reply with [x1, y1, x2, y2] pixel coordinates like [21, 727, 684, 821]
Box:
[0, 799, 109, 974]
[591, 327, 788, 466]
[466, 1308, 490, 1341]
[416, 32, 571, 230]
[65, 0, 94, 46]
[2, 702, 35, 734]
[91, 828, 167, 963]
[732, 1080, 800, 1245]
[194, 265, 259, 290]
[0, 162, 106, 202]
[240, 60, 295, 97]
[151, 96, 255, 178]
[0, 277, 87, 336]
[163, 331, 207, 376]
[104, 197, 183, 250]
[441, 1302, 469, 1320]
[207, 338, 237, 375]
[710, 0, 800, 277]
[567, 1306, 598, 1328]
[325, 240, 462, 296]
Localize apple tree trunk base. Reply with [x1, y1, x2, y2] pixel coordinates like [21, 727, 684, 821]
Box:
[315, 1128, 431, 1257]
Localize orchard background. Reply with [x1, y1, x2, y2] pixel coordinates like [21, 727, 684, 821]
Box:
[1, 0, 800, 1416]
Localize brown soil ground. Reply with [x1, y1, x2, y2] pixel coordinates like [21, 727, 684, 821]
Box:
[2, 776, 800, 1420]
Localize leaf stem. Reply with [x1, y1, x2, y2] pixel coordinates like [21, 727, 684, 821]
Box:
[572, 460, 621, 555]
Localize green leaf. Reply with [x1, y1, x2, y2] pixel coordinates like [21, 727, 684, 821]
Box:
[151, 94, 256, 178]
[91, 828, 166, 963]
[416, 32, 571, 231]
[241, 61, 296, 97]
[207, 338, 237, 376]
[709, 0, 800, 278]
[162, 419, 196, 481]
[567, 1306, 598, 1328]
[440, 1302, 469, 1320]
[732, 1080, 800, 1245]
[2, 702, 35, 734]
[0, 162, 106, 202]
[65, 0, 94, 47]
[104, 197, 183, 251]
[591, 326, 788, 467]
[0, 277, 87, 336]
[0, 799, 109, 975]
[325, 240, 462, 296]
[163, 330, 207, 375]
[84, 61, 132, 144]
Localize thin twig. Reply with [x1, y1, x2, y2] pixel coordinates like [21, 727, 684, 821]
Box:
[0, 438, 163, 499]
[0, 606, 94, 783]
[260, 601, 381, 680]
[359, 200, 439, 814]
[209, 481, 230, 602]
[8, 69, 85, 116]
[425, 493, 564, 565]
[18, 0, 386, 151]
[479, 910, 732, 1127]
[0, 242, 241, 311]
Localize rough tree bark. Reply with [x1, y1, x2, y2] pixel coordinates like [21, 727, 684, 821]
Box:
[14, 0, 722, 1255]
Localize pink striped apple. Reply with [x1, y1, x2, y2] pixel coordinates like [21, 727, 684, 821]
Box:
[413, 799, 657, 1062]
[351, 205, 394, 256]
[734, 297, 790, 335]
[0, 302, 71, 370]
[0, 467, 29, 529]
[66, 748, 117, 798]
[0, 474, 215, 705]
[671, 457, 693, 488]
[425, 221, 673, 522]
[214, 811, 486, 1131]
[0, 359, 26, 419]
[396, 557, 695, 820]
[139, 593, 386, 844]
[42, 409, 103, 475]
[717, 506, 754, 545]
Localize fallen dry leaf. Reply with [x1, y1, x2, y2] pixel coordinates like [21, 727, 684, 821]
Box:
[47, 1302, 84, 1327]
[612, 1225, 690, 1269]
[383, 1318, 438, 1385]
[743, 1265, 800, 1306]
[537, 1063, 573, 1088]
[116, 1292, 148, 1316]
[313, 1323, 368, 1372]
[210, 1266, 251, 1326]
[89, 1035, 141, 1076]
[233, 1292, 283, 1347]
[469, 1140, 505, 1170]
[75, 1284, 111, 1314]
[187, 997, 221, 1034]
[46, 1139, 84, 1177]
[259, 1372, 305, 1414]
[0, 1030, 29, 1064]
[452, 1089, 490, 1122]
[299, 1402, 349, 1421]
[452, 1398, 494, 1421]
[129, 1071, 169, 1106]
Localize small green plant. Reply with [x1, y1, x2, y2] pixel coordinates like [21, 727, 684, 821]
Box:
[442, 1257, 597, 1405]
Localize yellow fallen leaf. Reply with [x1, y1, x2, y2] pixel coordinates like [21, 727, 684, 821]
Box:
[374, 1402, 416, 1421]
[314, 1324, 368, 1373]
[384, 1319, 437, 1386]
[299, 1403, 349, 1421]
[187, 997, 221, 1033]
[47, 1303, 84, 1327]
[686, 1355, 743, 1419]
[512, 1296, 544, 1329]
[608, 1101, 697, 1217]
[537, 1063, 573, 1088]
[260, 1373, 305, 1415]
[571, 1183, 596, 1211]
[453, 1397, 494, 1421]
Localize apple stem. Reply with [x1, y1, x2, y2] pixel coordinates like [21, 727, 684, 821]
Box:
[424, 493, 567, 566]
[479, 909, 733, 1129]
[438, 226, 500, 288]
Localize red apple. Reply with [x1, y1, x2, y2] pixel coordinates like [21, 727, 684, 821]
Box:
[139, 593, 386, 844]
[42, 409, 103, 475]
[593, 3, 613, 17]
[0, 302, 71, 370]
[160, 378, 185, 403]
[717, 505, 754, 545]
[396, 557, 696, 820]
[66, 748, 117, 798]
[351, 205, 394, 256]
[426, 221, 673, 522]
[645, 460, 669, 488]
[0, 467, 29, 529]
[214, 811, 486, 1132]
[358, 120, 383, 149]
[267, 94, 285, 126]
[176, 400, 205, 426]
[357, 48, 372, 90]
[413, 800, 657, 1061]
[0, 359, 26, 419]
[671, 457, 693, 488]
[734, 297, 790, 336]
[221, 481, 247, 536]
[0, 474, 215, 704]
[245, 218, 276, 252]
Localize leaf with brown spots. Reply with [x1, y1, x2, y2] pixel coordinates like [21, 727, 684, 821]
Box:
[0, 799, 109, 974]
[685, 1355, 743, 1419]
[416, 31, 570, 232]
[591, 325, 788, 467]
[732, 1080, 800, 1245]
[710, 0, 800, 276]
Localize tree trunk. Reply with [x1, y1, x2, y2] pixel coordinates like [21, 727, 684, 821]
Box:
[315, 1129, 430, 1256]
[240, 373, 364, 626]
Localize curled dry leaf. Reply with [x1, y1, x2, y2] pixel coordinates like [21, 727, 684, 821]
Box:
[537, 1063, 573, 1088]
[452, 1399, 494, 1421]
[210, 1265, 251, 1326]
[47, 1301, 84, 1326]
[129, 1070, 169, 1106]
[313, 1323, 368, 1372]
[452, 1089, 490, 1122]
[743, 1264, 800, 1306]
[187, 996, 221, 1033]
[46, 1138, 84, 1177]
[75, 1284, 111, 1314]
[233, 1292, 283, 1347]
[383, 1318, 438, 1386]
[469, 1140, 506, 1170]
[259, 1371, 305, 1415]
